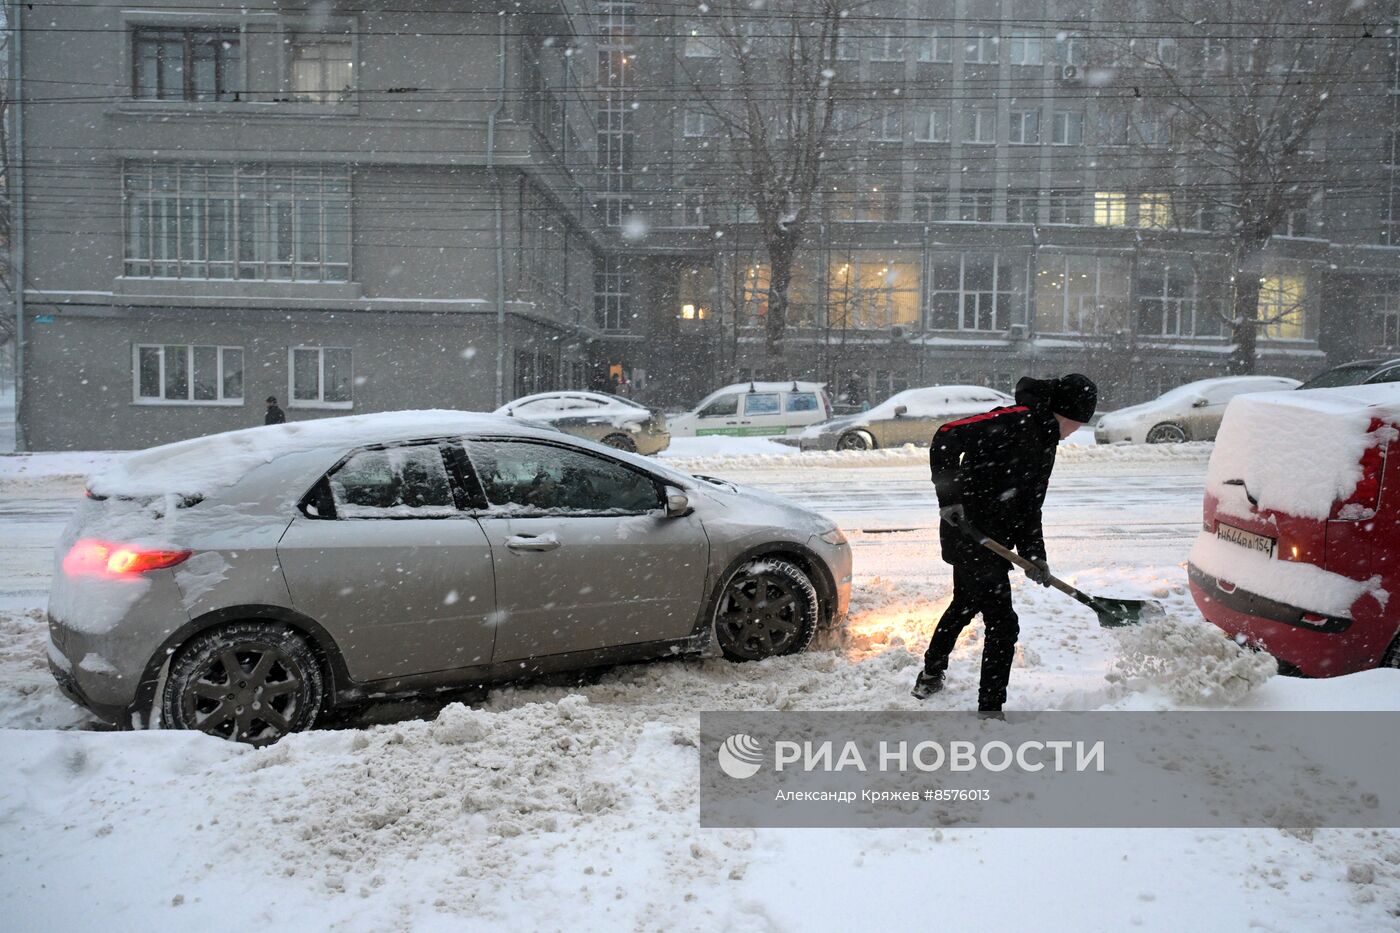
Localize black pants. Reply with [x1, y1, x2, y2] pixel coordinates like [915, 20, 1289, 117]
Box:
[922, 560, 1020, 712]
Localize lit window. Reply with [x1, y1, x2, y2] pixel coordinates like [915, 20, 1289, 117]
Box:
[1093, 192, 1127, 226]
[1137, 192, 1172, 228]
[1259, 275, 1306, 340]
[289, 35, 353, 103]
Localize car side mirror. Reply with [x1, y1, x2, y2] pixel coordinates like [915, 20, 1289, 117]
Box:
[1191, 398, 1209, 408]
[664, 488, 692, 518]
[893, 405, 908, 417]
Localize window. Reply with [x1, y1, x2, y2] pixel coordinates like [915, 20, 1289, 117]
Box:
[957, 188, 995, 223]
[1202, 38, 1226, 73]
[1097, 108, 1131, 146]
[1137, 192, 1173, 229]
[1258, 275, 1307, 340]
[595, 256, 633, 331]
[288, 34, 353, 103]
[683, 109, 710, 137]
[1052, 110, 1084, 145]
[744, 393, 781, 415]
[836, 32, 860, 61]
[123, 162, 350, 282]
[918, 30, 952, 63]
[1282, 200, 1311, 238]
[1009, 109, 1041, 145]
[134, 344, 243, 404]
[290, 347, 353, 407]
[1008, 35, 1043, 66]
[963, 107, 997, 144]
[684, 22, 720, 57]
[912, 188, 946, 222]
[133, 26, 242, 102]
[1034, 254, 1130, 335]
[1367, 286, 1400, 348]
[964, 27, 999, 64]
[786, 393, 819, 412]
[1056, 33, 1085, 66]
[698, 394, 740, 417]
[870, 106, 902, 141]
[914, 107, 951, 142]
[1093, 191, 1127, 226]
[467, 441, 660, 514]
[928, 252, 1024, 332]
[1153, 38, 1178, 68]
[1136, 260, 1215, 336]
[871, 26, 904, 61]
[827, 253, 921, 329]
[1007, 189, 1040, 224]
[1047, 189, 1084, 225]
[328, 446, 457, 517]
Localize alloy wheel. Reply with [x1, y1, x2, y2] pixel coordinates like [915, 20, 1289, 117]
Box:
[715, 566, 812, 661]
[181, 641, 306, 745]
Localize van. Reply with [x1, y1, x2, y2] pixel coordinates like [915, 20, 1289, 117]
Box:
[1188, 384, 1400, 676]
[668, 381, 830, 437]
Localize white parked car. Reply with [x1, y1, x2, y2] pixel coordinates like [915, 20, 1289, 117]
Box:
[799, 385, 1014, 451]
[1095, 376, 1302, 444]
[668, 381, 830, 438]
[494, 392, 670, 454]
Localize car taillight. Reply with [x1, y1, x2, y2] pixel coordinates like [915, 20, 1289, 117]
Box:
[62, 538, 192, 577]
[1330, 420, 1389, 520]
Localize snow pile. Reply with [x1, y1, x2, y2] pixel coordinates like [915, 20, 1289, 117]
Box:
[666, 440, 1214, 473]
[1188, 533, 1384, 619]
[1107, 614, 1277, 705]
[1206, 385, 1400, 521]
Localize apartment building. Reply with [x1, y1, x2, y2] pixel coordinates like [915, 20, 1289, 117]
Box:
[14, 0, 607, 449]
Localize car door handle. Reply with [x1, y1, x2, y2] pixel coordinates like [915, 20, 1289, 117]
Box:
[506, 534, 560, 552]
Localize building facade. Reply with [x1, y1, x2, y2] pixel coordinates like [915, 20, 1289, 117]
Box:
[12, 1, 1400, 448]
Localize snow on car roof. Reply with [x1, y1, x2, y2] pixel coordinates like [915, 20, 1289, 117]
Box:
[87, 410, 547, 499]
[690, 381, 825, 409]
[495, 391, 648, 414]
[1206, 384, 1400, 521]
[867, 384, 1012, 418]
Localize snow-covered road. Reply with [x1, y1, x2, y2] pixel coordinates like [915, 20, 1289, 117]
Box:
[1, 447, 1397, 931]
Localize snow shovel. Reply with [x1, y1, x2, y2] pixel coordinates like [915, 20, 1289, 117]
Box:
[959, 519, 1163, 628]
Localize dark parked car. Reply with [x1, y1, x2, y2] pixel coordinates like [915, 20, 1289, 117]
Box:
[1297, 358, 1400, 390]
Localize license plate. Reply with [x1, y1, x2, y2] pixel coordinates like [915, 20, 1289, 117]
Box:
[1216, 521, 1276, 558]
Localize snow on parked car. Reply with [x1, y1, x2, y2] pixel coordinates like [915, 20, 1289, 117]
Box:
[47, 411, 851, 744]
[1188, 384, 1400, 676]
[667, 381, 830, 438]
[798, 385, 1013, 451]
[495, 391, 670, 454]
[1094, 375, 1301, 444]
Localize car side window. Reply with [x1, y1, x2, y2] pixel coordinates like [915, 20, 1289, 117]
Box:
[327, 445, 458, 518]
[1366, 366, 1400, 384]
[744, 393, 781, 415]
[786, 392, 818, 412]
[698, 394, 739, 418]
[466, 440, 662, 515]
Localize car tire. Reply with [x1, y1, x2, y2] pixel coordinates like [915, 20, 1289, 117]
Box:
[161, 622, 324, 746]
[602, 433, 637, 452]
[713, 558, 819, 662]
[837, 430, 875, 451]
[1146, 422, 1188, 444]
[1382, 632, 1400, 669]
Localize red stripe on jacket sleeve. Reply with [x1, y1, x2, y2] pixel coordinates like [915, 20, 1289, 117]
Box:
[936, 405, 1029, 434]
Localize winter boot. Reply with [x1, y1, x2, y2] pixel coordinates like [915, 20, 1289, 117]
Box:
[911, 670, 945, 700]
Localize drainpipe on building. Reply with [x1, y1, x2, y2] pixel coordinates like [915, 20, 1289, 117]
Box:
[10, 0, 25, 451]
[486, 24, 508, 407]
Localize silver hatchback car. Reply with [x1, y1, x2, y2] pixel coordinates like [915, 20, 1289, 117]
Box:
[48, 412, 851, 744]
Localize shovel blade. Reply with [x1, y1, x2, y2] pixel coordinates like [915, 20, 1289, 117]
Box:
[1088, 596, 1165, 628]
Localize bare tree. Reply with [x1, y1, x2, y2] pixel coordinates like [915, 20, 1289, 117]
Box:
[1120, 0, 1368, 373]
[679, 0, 856, 369]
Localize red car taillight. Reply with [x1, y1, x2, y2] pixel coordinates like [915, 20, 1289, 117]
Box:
[62, 538, 192, 578]
[1330, 419, 1389, 520]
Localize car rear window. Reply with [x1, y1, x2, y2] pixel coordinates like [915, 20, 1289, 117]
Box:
[786, 392, 819, 412]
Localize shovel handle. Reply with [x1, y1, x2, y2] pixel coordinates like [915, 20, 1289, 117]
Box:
[958, 520, 1096, 607]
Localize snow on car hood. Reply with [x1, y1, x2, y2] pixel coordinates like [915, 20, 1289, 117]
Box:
[87, 410, 528, 500]
[1205, 385, 1400, 521]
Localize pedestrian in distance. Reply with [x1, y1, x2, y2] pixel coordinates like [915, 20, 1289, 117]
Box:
[912, 373, 1098, 712]
[264, 396, 287, 426]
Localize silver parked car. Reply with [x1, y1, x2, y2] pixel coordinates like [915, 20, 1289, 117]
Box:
[47, 412, 851, 745]
[494, 391, 671, 455]
[798, 385, 1014, 451]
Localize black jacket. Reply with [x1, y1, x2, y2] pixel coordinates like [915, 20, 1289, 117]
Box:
[265, 405, 287, 426]
[930, 378, 1061, 566]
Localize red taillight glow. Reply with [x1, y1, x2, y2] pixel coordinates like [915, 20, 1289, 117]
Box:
[62, 539, 192, 577]
[1331, 418, 1389, 519]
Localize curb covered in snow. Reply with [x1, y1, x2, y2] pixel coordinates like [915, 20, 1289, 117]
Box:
[666, 441, 1215, 473]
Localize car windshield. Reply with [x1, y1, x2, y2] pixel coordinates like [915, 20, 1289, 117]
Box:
[1298, 365, 1377, 390]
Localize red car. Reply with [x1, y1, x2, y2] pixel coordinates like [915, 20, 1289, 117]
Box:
[1189, 384, 1400, 676]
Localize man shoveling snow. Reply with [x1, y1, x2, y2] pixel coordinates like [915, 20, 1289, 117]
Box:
[913, 373, 1098, 711]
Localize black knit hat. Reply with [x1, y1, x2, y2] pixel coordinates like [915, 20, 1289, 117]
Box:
[1051, 374, 1097, 423]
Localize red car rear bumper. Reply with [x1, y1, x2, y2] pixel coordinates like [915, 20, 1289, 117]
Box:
[1188, 563, 1392, 677]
